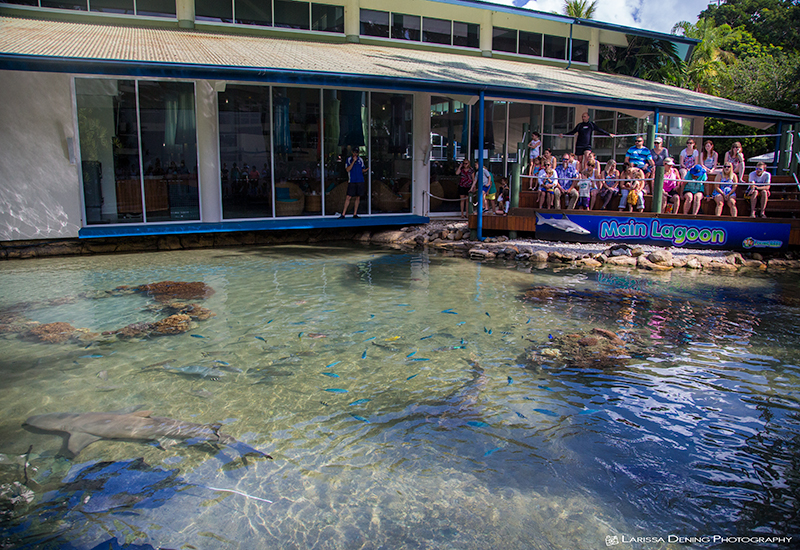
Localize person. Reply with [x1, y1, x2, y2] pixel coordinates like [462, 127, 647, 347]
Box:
[339, 147, 367, 219]
[586, 159, 602, 210]
[625, 136, 655, 189]
[538, 165, 558, 209]
[559, 112, 615, 156]
[724, 142, 745, 183]
[682, 163, 707, 215]
[679, 139, 699, 179]
[528, 132, 541, 162]
[470, 161, 496, 214]
[701, 140, 719, 174]
[541, 148, 556, 170]
[554, 154, 579, 209]
[496, 177, 510, 215]
[746, 161, 771, 218]
[526, 156, 542, 188]
[455, 158, 474, 218]
[651, 137, 669, 169]
[661, 157, 681, 213]
[617, 161, 633, 211]
[572, 169, 593, 210]
[712, 162, 738, 217]
[623, 164, 645, 212]
[599, 159, 620, 210]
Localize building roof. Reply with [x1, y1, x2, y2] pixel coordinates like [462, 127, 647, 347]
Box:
[0, 15, 796, 123]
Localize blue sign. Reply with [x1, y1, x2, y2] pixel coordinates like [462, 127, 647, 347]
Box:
[534, 212, 790, 251]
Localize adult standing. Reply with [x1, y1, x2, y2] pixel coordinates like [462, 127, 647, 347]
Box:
[339, 147, 367, 219]
[455, 158, 474, 218]
[559, 112, 615, 156]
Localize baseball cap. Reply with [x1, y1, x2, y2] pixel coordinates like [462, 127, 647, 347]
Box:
[654, 137, 663, 143]
[664, 157, 674, 165]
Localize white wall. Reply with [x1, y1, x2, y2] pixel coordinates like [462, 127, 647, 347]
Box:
[0, 70, 83, 241]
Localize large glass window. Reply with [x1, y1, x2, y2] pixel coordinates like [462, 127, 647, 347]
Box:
[371, 93, 413, 213]
[275, 0, 310, 30]
[196, 0, 233, 23]
[237, 0, 272, 26]
[273, 87, 321, 217]
[429, 96, 466, 213]
[543, 35, 567, 60]
[90, 0, 134, 14]
[136, 0, 175, 17]
[492, 27, 517, 53]
[322, 90, 367, 216]
[3, 1, 38, 6]
[218, 85, 273, 220]
[77, 79, 198, 225]
[519, 31, 542, 57]
[423, 17, 450, 45]
[41, 0, 87, 8]
[391, 13, 421, 41]
[360, 9, 389, 38]
[312, 3, 344, 33]
[453, 21, 479, 48]
[543, 105, 574, 153]
[571, 39, 589, 63]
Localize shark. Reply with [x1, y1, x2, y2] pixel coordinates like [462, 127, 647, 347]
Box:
[23, 407, 272, 460]
[535, 212, 591, 235]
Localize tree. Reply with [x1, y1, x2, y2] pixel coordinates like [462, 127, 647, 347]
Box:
[672, 18, 740, 94]
[720, 53, 800, 115]
[600, 37, 685, 85]
[700, 0, 800, 53]
[563, 0, 597, 19]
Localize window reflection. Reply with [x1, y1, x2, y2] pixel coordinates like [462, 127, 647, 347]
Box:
[371, 93, 413, 213]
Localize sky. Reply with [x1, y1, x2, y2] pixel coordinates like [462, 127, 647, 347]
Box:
[488, 0, 711, 35]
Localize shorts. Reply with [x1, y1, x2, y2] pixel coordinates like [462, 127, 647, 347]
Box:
[458, 186, 471, 197]
[578, 197, 590, 208]
[576, 146, 592, 156]
[747, 187, 770, 198]
[346, 182, 365, 197]
[485, 193, 496, 201]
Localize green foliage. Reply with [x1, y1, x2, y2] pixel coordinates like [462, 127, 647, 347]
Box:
[563, 0, 597, 19]
[599, 37, 685, 85]
[719, 53, 800, 115]
[704, 119, 776, 160]
[700, 0, 800, 53]
[672, 18, 739, 94]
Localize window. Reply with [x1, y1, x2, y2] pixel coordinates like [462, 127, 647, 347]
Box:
[196, 0, 233, 23]
[41, 0, 87, 8]
[371, 93, 413, 213]
[361, 9, 389, 38]
[423, 17, 450, 45]
[275, 0, 310, 29]
[90, 0, 134, 14]
[237, 0, 272, 26]
[519, 31, 542, 57]
[571, 39, 589, 63]
[136, 0, 175, 17]
[3, 0, 39, 6]
[543, 35, 567, 60]
[453, 21, 479, 48]
[312, 3, 344, 33]
[492, 27, 517, 53]
[391, 13, 420, 41]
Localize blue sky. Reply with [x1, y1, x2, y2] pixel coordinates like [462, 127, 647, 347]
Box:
[488, 0, 710, 34]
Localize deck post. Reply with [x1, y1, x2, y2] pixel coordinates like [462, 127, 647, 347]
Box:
[645, 123, 662, 213]
[774, 121, 783, 173]
[510, 163, 520, 239]
[477, 91, 485, 241]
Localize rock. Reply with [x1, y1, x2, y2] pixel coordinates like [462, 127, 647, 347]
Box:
[454, 230, 464, 240]
[575, 257, 602, 268]
[742, 259, 766, 270]
[647, 250, 673, 265]
[637, 256, 673, 271]
[752, 253, 763, 261]
[630, 247, 645, 257]
[531, 250, 549, 263]
[685, 257, 703, 269]
[469, 248, 495, 261]
[725, 252, 745, 266]
[547, 251, 572, 263]
[158, 235, 183, 251]
[604, 255, 637, 267]
[591, 328, 624, 345]
[768, 259, 800, 269]
[25, 322, 77, 344]
[608, 245, 632, 257]
[136, 281, 215, 303]
[707, 261, 738, 271]
[578, 336, 599, 346]
[152, 314, 193, 335]
[371, 230, 406, 244]
[541, 348, 561, 357]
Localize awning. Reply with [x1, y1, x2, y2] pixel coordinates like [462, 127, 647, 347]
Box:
[0, 15, 797, 124]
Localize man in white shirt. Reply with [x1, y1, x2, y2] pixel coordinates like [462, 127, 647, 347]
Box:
[746, 162, 771, 218]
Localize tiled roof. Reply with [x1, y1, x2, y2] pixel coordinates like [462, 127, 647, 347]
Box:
[0, 15, 795, 122]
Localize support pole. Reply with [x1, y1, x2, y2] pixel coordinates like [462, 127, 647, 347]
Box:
[646, 123, 662, 214]
[477, 91, 485, 241]
[510, 162, 520, 239]
[774, 121, 783, 173]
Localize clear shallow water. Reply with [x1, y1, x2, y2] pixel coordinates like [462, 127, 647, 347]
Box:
[0, 244, 798, 550]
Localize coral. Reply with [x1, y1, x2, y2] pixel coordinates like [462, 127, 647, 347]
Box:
[25, 322, 77, 344]
[135, 281, 214, 303]
[152, 314, 193, 335]
[526, 327, 632, 370]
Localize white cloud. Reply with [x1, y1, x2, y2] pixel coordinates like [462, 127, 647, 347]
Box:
[491, 0, 709, 34]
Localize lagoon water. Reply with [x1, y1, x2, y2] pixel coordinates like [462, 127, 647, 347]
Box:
[0, 243, 798, 549]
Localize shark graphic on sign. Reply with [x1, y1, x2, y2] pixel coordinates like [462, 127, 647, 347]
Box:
[536, 213, 591, 235]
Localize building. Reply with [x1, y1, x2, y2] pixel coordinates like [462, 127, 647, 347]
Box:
[0, 0, 797, 242]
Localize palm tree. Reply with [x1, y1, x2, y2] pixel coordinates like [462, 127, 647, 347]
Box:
[672, 18, 740, 94]
[563, 0, 598, 19]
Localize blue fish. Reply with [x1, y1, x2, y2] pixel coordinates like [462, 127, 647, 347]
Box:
[267, 320, 273, 324]
[255, 336, 266, 342]
[349, 399, 371, 406]
[501, 331, 512, 335]
[397, 303, 410, 306]
[538, 385, 555, 392]
[457, 321, 466, 326]
[408, 358, 429, 361]
[292, 321, 305, 325]
[322, 309, 335, 312]
[80, 354, 103, 359]
[420, 335, 433, 340]
[507, 376, 513, 385]
[533, 408, 560, 417]
[361, 350, 367, 359]
[406, 351, 416, 358]
[191, 334, 207, 339]
[579, 409, 600, 415]
[485, 312, 491, 317]
[364, 337, 376, 342]
[526, 318, 532, 324]
[350, 414, 370, 423]
[406, 374, 418, 380]
[466, 421, 489, 428]
[324, 388, 348, 393]
[441, 309, 457, 314]
[322, 372, 339, 378]
[325, 361, 341, 368]
[213, 360, 230, 366]
[298, 332, 304, 338]
[483, 447, 501, 457]
[516, 412, 527, 419]
[354, 330, 366, 334]
[84, 343, 92, 349]
[407, 310, 415, 313]
[484, 327, 488, 333]
[548, 334, 553, 339]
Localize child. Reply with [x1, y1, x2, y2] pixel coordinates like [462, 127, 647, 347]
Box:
[528, 132, 541, 162]
[538, 165, 557, 209]
[496, 177, 510, 215]
[572, 169, 592, 210]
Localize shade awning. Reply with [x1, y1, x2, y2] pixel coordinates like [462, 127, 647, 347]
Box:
[0, 15, 797, 124]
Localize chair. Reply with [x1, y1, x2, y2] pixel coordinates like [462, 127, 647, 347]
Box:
[373, 180, 410, 212]
[274, 182, 305, 217]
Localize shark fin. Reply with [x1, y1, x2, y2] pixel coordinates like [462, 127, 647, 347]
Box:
[535, 212, 544, 224]
[156, 437, 181, 450]
[131, 410, 154, 418]
[67, 432, 102, 455]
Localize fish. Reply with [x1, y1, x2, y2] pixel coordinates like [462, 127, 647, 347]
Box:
[457, 321, 466, 326]
[466, 421, 489, 428]
[485, 312, 491, 317]
[349, 399, 371, 406]
[80, 354, 103, 359]
[213, 360, 230, 366]
[526, 318, 532, 324]
[364, 337, 376, 342]
[353, 330, 366, 334]
[160, 365, 225, 380]
[325, 361, 341, 368]
[538, 385, 555, 392]
[501, 331, 512, 335]
[385, 336, 400, 341]
[507, 376, 513, 385]
[298, 332, 304, 338]
[267, 320, 273, 324]
[321, 372, 339, 378]
[350, 414, 370, 423]
[516, 412, 527, 419]
[324, 388, 348, 393]
[397, 303, 410, 307]
[406, 374, 418, 380]
[23, 407, 272, 459]
[535, 212, 591, 235]
[255, 336, 266, 342]
[533, 408, 560, 417]
[361, 350, 367, 359]
[420, 335, 433, 340]
[441, 309, 458, 314]
[191, 334, 208, 339]
[483, 447, 501, 457]
[433, 345, 466, 351]
[408, 358, 430, 361]
[406, 351, 417, 358]
[307, 333, 327, 339]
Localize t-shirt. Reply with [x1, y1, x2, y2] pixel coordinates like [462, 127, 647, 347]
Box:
[458, 166, 474, 188]
[563, 122, 611, 149]
[348, 157, 365, 183]
[626, 146, 653, 169]
[680, 148, 699, 170]
[748, 170, 771, 187]
[651, 148, 669, 167]
[577, 179, 592, 198]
